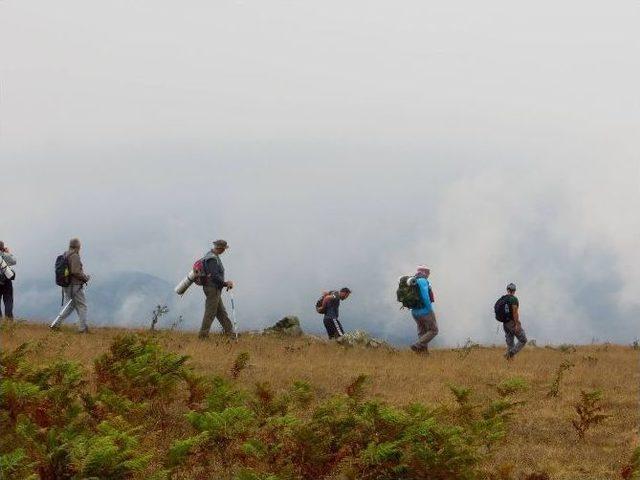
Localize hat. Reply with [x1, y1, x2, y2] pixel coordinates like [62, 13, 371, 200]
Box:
[213, 239, 229, 249]
[507, 283, 517, 291]
[416, 265, 430, 275]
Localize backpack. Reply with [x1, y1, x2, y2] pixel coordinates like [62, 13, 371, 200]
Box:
[494, 295, 512, 322]
[192, 258, 207, 286]
[396, 276, 424, 309]
[315, 292, 334, 314]
[55, 254, 71, 287]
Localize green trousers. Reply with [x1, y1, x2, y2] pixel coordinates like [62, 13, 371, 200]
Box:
[200, 285, 233, 337]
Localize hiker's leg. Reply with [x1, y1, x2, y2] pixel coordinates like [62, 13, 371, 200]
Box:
[414, 312, 438, 350]
[73, 287, 88, 332]
[421, 311, 439, 345]
[0, 283, 5, 317]
[503, 322, 516, 355]
[335, 319, 345, 337]
[412, 314, 427, 349]
[512, 326, 528, 355]
[3, 282, 13, 318]
[56, 287, 76, 324]
[200, 286, 219, 338]
[323, 317, 339, 339]
[215, 296, 234, 336]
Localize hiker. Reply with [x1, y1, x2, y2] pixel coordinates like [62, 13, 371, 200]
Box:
[199, 239, 235, 338]
[317, 287, 351, 339]
[495, 283, 527, 358]
[0, 241, 17, 319]
[51, 238, 90, 332]
[410, 265, 437, 354]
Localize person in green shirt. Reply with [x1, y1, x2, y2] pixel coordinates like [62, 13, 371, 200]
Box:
[502, 283, 527, 358]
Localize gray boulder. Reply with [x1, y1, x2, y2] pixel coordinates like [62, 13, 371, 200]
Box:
[336, 330, 394, 350]
[264, 316, 304, 337]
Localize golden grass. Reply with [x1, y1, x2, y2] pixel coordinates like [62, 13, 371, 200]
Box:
[2, 321, 638, 479]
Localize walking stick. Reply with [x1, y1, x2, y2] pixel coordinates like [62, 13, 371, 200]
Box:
[50, 283, 86, 329]
[230, 291, 238, 341]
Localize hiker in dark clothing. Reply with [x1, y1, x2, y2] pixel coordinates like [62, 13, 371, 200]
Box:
[199, 239, 234, 338]
[321, 287, 351, 339]
[0, 241, 17, 319]
[499, 283, 527, 358]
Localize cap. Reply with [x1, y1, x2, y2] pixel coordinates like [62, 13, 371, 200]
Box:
[507, 283, 517, 291]
[213, 239, 229, 249]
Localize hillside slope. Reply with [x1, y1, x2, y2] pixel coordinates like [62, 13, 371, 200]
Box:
[1, 321, 638, 479]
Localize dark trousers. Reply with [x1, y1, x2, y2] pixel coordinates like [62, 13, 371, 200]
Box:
[0, 281, 14, 318]
[323, 317, 344, 339]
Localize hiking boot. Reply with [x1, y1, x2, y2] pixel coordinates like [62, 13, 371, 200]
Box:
[411, 345, 429, 355]
[78, 328, 90, 334]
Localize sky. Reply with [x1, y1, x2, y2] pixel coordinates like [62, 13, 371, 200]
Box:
[1, 0, 638, 345]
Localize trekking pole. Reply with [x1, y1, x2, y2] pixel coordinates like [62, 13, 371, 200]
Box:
[50, 283, 87, 329]
[230, 291, 238, 341]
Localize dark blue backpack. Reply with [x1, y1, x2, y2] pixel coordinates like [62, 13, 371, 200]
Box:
[55, 254, 71, 287]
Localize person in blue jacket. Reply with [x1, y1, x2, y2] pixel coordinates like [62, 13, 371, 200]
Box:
[410, 265, 438, 354]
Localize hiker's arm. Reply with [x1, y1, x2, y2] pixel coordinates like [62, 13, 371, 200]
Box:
[3, 254, 16, 266]
[417, 279, 432, 309]
[321, 294, 334, 309]
[207, 258, 226, 288]
[69, 255, 89, 282]
[512, 305, 520, 329]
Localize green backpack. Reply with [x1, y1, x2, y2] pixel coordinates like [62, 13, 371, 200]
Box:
[396, 276, 424, 309]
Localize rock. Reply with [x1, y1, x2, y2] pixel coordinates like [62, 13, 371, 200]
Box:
[336, 330, 394, 350]
[263, 316, 304, 337]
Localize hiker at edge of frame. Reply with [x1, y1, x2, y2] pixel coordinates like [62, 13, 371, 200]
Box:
[0, 240, 17, 319]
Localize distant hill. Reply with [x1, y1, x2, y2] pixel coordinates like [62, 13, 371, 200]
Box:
[16, 271, 180, 328]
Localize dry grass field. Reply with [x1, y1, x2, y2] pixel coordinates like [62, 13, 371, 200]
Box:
[1, 321, 638, 479]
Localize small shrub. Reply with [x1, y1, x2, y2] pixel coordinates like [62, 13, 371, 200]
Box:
[456, 338, 480, 359]
[345, 374, 369, 402]
[94, 334, 189, 401]
[547, 360, 574, 398]
[231, 352, 251, 379]
[632, 340, 639, 351]
[448, 384, 476, 421]
[558, 344, 576, 354]
[496, 377, 529, 397]
[571, 389, 609, 439]
[621, 446, 640, 479]
[150, 305, 170, 331]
